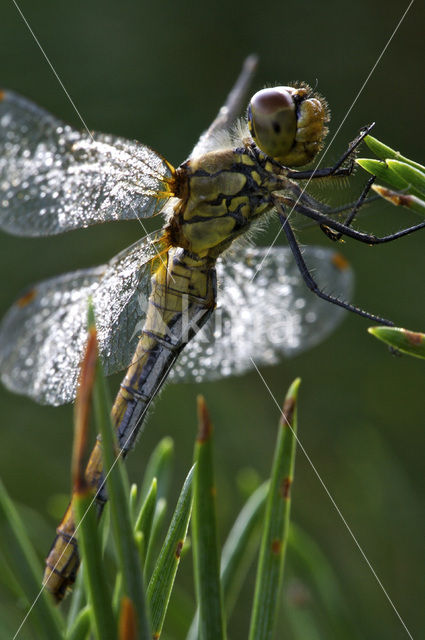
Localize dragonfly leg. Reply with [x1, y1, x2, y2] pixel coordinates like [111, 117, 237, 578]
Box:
[283, 197, 425, 245]
[317, 193, 380, 217]
[320, 176, 376, 242]
[277, 208, 394, 326]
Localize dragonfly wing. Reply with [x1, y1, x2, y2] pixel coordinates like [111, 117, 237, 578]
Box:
[190, 55, 258, 159]
[0, 91, 173, 236]
[0, 235, 158, 405]
[170, 245, 354, 382]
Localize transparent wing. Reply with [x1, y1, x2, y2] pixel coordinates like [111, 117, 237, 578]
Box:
[0, 235, 159, 405]
[170, 245, 354, 383]
[0, 91, 174, 237]
[190, 55, 257, 159]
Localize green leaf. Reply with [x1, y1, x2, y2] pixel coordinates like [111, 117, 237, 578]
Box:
[386, 160, 425, 197]
[357, 135, 425, 203]
[363, 135, 425, 172]
[368, 326, 425, 359]
[0, 480, 63, 639]
[148, 466, 194, 638]
[249, 378, 300, 640]
[192, 396, 226, 640]
[93, 347, 151, 639]
[356, 158, 414, 194]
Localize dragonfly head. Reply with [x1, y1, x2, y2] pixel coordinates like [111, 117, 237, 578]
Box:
[247, 84, 329, 167]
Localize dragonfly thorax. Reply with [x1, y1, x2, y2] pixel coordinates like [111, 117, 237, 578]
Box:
[166, 147, 283, 258]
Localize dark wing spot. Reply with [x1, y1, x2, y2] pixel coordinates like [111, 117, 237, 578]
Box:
[332, 252, 350, 272]
[17, 288, 37, 308]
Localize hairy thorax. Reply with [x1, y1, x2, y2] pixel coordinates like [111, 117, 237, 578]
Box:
[166, 146, 284, 258]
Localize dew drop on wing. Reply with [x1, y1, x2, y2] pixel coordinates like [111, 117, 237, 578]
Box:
[169, 246, 354, 383]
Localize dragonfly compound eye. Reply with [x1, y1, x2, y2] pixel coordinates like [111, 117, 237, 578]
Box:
[248, 85, 329, 167]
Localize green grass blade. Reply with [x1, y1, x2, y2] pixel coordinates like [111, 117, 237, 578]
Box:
[134, 477, 157, 563]
[129, 484, 139, 524]
[147, 465, 194, 638]
[356, 158, 416, 194]
[249, 378, 300, 640]
[192, 396, 226, 640]
[363, 135, 425, 172]
[0, 480, 64, 639]
[72, 432, 112, 637]
[358, 136, 425, 204]
[67, 570, 86, 628]
[137, 437, 174, 582]
[368, 326, 425, 359]
[112, 571, 123, 612]
[221, 481, 268, 611]
[91, 327, 150, 638]
[65, 605, 91, 640]
[186, 481, 268, 640]
[73, 490, 116, 640]
[71, 318, 116, 639]
[134, 531, 145, 569]
[140, 437, 174, 502]
[386, 160, 425, 197]
[144, 497, 167, 582]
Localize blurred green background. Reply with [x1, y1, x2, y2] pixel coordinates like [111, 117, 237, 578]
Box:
[0, 0, 424, 638]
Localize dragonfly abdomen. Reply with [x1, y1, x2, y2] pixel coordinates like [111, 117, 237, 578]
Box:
[44, 248, 216, 600]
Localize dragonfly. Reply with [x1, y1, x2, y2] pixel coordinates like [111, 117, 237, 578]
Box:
[1, 56, 424, 602]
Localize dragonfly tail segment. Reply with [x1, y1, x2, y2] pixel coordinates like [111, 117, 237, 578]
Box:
[43, 248, 217, 601]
